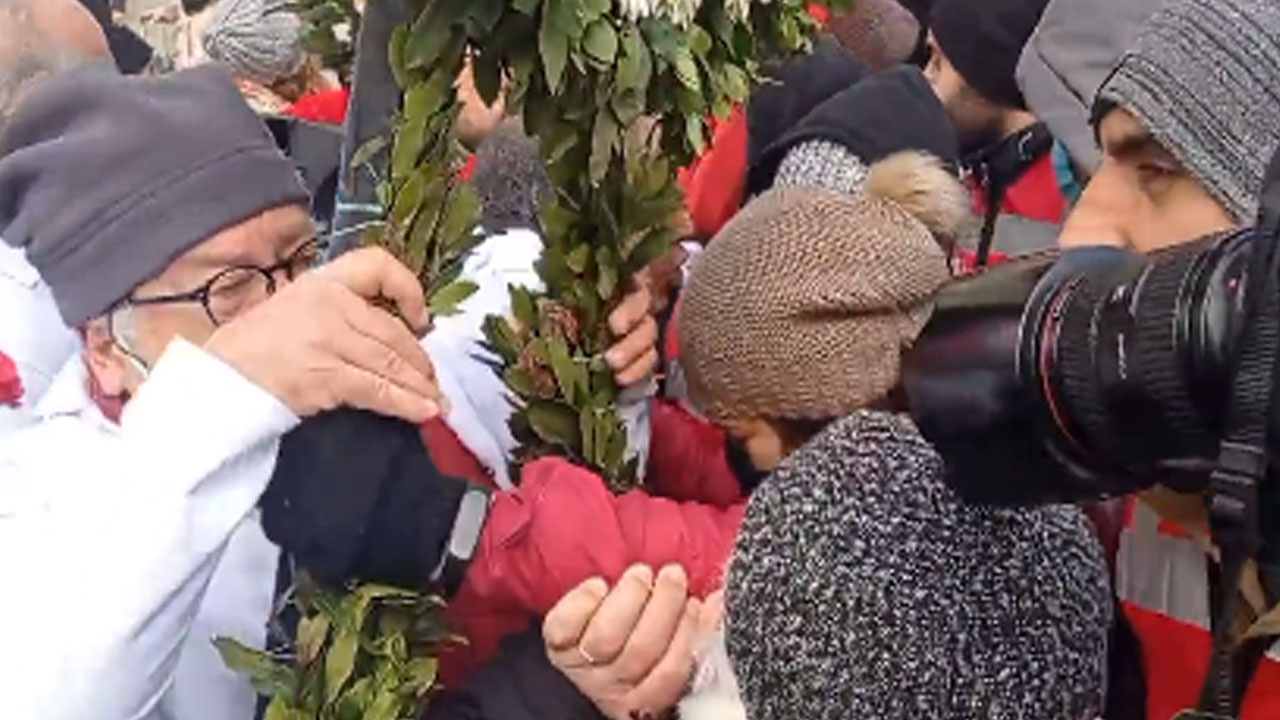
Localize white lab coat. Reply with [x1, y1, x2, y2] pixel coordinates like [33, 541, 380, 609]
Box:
[0, 230, 544, 719]
[0, 339, 296, 720]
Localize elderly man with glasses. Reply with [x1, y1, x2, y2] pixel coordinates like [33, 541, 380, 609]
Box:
[0, 63, 445, 720]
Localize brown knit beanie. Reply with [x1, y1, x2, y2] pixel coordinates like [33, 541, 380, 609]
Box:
[679, 151, 966, 423]
[826, 0, 922, 71]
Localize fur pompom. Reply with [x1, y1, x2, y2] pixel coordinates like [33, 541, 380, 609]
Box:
[865, 150, 969, 244]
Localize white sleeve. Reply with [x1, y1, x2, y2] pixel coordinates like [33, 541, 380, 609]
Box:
[0, 339, 298, 720]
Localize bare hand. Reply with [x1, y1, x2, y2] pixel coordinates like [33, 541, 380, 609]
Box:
[205, 247, 443, 423]
[545, 565, 709, 720]
[605, 273, 661, 388]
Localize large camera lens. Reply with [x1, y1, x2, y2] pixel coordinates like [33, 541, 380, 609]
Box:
[903, 230, 1257, 505]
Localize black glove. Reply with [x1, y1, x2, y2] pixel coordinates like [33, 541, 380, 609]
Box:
[261, 408, 469, 588]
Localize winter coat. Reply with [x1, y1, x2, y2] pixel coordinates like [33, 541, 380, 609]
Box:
[265, 398, 746, 684]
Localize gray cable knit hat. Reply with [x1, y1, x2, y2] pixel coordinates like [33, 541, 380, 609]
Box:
[727, 411, 1112, 720]
[203, 0, 306, 86]
[0, 63, 309, 326]
[1096, 0, 1280, 223]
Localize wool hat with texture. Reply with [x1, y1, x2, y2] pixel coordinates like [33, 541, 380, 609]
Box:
[0, 63, 309, 326]
[930, 0, 1052, 109]
[679, 152, 966, 423]
[1096, 0, 1280, 224]
[826, 0, 921, 72]
[203, 0, 305, 86]
[727, 410, 1112, 720]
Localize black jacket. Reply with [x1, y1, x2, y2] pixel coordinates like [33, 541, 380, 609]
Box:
[262, 408, 471, 589]
[426, 627, 606, 720]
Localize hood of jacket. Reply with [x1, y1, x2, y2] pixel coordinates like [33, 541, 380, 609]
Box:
[1015, 0, 1163, 174]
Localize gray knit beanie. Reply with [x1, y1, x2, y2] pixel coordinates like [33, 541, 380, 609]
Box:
[0, 64, 309, 326]
[471, 120, 551, 233]
[203, 0, 305, 86]
[726, 410, 1113, 720]
[1096, 0, 1280, 223]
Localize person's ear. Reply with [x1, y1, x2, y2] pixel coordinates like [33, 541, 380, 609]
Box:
[81, 317, 129, 397]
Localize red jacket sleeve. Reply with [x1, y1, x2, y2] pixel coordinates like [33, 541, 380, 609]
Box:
[678, 107, 749, 239]
[646, 398, 743, 508]
[456, 457, 745, 617]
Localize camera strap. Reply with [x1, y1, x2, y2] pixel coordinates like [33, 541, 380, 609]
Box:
[1194, 149, 1280, 718]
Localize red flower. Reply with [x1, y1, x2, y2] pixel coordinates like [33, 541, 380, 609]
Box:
[0, 350, 23, 408]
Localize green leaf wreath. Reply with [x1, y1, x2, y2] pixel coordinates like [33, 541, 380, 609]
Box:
[222, 0, 844, 716]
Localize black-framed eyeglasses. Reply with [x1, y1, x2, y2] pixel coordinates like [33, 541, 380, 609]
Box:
[124, 238, 326, 326]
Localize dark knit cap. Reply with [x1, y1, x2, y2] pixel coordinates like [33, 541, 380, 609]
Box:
[727, 411, 1112, 720]
[930, 0, 1052, 109]
[1095, 0, 1280, 224]
[0, 64, 309, 326]
[748, 66, 958, 196]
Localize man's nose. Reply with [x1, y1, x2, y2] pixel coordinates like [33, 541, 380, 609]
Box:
[1057, 163, 1135, 250]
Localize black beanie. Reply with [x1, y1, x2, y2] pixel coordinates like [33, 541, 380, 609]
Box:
[0, 63, 309, 326]
[930, 0, 1051, 109]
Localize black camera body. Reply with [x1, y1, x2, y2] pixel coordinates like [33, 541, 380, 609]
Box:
[902, 231, 1279, 594]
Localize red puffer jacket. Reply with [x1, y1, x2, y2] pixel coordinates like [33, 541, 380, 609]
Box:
[432, 399, 744, 682]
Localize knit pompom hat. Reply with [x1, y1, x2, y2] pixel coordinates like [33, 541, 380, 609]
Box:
[1095, 0, 1280, 224]
[725, 410, 1112, 720]
[679, 151, 968, 423]
[203, 0, 305, 86]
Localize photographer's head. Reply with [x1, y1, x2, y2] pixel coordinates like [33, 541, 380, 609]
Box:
[924, 0, 1050, 154]
[679, 151, 966, 472]
[0, 64, 310, 398]
[1062, 0, 1280, 253]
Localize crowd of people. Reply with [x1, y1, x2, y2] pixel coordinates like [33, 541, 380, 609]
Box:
[1, 0, 1278, 719]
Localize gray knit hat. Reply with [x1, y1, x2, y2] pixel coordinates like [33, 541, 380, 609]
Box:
[203, 0, 306, 86]
[471, 120, 551, 233]
[0, 63, 309, 326]
[1096, 0, 1280, 223]
[679, 152, 966, 423]
[726, 410, 1112, 720]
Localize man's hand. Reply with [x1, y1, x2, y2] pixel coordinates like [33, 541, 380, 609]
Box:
[545, 565, 718, 720]
[206, 247, 444, 423]
[605, 273, 661, 388]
